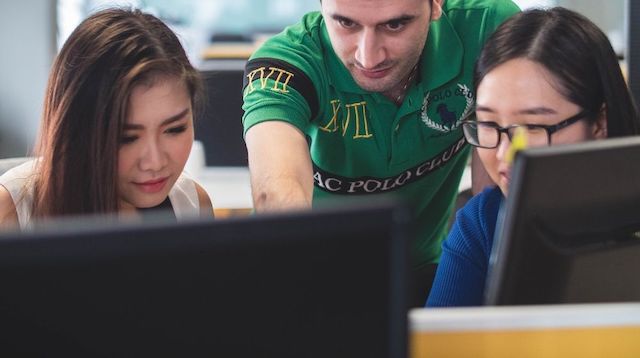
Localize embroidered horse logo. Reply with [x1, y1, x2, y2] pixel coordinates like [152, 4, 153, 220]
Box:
[436, 103, 457, 127]
[421, 83, 475, 133]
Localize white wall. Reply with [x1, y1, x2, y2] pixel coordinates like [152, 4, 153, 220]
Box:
[0, 0, 56, 157]
[558, 0, 626, 54]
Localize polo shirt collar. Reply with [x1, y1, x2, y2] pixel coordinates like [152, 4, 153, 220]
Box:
[320, 12, 463, 94]
[419, 11, 463, 91]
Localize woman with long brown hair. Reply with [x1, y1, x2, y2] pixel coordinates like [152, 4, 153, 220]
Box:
[0, 8, 213, 229]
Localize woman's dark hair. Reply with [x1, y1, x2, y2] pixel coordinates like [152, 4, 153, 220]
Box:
[475, 7, 640, 137]
[32, 8, 203, 219]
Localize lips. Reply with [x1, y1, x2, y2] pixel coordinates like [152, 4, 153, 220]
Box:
[355, 66, 392, 79]
[499, 170, 511, 188]
[133, 176, 169, 194]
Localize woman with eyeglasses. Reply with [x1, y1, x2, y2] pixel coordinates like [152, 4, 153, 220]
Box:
[426, 7, 640, 307]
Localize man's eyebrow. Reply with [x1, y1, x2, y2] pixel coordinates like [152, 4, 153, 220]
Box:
[124, 108, 191, 130]
[330, 14, 416, 27]
[331, 14, 357, 24]
[380, 15, 416, 25]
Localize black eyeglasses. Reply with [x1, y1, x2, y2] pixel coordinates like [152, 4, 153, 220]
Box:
[461, 111, 591, 149]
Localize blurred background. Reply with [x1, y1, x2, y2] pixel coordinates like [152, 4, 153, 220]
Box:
[0, 0, 635, 164]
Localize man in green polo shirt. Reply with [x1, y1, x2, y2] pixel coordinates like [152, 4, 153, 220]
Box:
[242, 0, 519, 306]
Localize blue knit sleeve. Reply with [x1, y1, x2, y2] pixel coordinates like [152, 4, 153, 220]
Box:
[426, 186, 503, 307]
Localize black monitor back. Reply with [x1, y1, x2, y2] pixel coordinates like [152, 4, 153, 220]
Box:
[195, 67, 248, 166]
[485, 136, 640, 305]
[0, 202, 408, 357]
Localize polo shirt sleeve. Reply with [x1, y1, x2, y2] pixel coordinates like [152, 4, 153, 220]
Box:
[241, 15, 325, 136]
[477, 0, 521, 46]
[488, 0, 521, 29]
[444, 0, 520, 46]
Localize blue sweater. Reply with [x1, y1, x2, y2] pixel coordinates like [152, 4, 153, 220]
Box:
[426, 186, 503, 307]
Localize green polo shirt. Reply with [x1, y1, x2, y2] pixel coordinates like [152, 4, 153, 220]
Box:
[242, 0, 520, 268]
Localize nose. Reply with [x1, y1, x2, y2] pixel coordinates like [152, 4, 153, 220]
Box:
[139, 138, 168, 172]
[354, 28, 386, 69]
[495, 132, 512, 163]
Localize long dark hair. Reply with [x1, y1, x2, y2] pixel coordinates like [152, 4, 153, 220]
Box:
[474, 7, 640, 137]
[33, 8, 203, 219]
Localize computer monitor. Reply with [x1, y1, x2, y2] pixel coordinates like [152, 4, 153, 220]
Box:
[485, 136, 640, 305]
[0, 201, 408, 357]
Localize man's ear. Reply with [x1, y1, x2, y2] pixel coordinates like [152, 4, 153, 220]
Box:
[592, 104, 608, 139]
[431, 0, 445, 21]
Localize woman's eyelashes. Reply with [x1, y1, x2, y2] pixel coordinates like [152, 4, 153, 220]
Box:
[120, 123, 189, 145]
[165, 124, 188, 135]
[120, 134, 138, 145]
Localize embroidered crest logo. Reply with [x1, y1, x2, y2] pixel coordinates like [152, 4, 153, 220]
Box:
[421, 83, 475, 133]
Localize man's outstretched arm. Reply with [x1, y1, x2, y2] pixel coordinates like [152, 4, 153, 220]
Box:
[245, 121, 314, 212]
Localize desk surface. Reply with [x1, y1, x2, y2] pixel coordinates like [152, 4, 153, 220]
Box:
[194, 166, 252, 212]
[201, 42, 255, 60]
[410, 303, 640, 358]
[193, 164, 472, 216]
